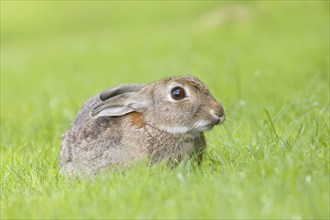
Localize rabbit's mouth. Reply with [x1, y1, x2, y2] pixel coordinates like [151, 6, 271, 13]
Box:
[210, 108, 226, 125]
[216, 114, 226, 125]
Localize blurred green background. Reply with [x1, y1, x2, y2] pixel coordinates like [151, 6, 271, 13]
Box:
[1, 1, 328, 145]
[1, 1, 329, 219]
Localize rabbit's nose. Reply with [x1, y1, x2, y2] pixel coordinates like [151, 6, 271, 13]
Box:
[210, 101, 225, 125]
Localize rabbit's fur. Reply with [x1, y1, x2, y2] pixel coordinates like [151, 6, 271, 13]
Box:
[60, 76, 225, 175]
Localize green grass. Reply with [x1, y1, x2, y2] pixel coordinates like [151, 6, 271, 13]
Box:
[1, 1, 329, 219]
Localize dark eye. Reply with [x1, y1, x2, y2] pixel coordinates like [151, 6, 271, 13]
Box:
[171, 87, 186, 100]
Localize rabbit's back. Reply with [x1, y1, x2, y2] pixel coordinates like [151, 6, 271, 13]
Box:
[60, 96, 129, 175]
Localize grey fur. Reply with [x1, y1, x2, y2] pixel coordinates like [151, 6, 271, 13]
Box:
[60, 76, 225, 176]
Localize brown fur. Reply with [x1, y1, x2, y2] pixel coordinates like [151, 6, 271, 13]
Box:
[128, 112, 145, 128]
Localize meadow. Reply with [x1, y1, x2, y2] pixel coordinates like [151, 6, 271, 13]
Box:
[1, 1, 329, 219]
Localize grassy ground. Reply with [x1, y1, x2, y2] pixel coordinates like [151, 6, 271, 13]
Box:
[1, 1, 329, 219]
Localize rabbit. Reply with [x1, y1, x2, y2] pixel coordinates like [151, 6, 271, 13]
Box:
[60, 76, 225, 176]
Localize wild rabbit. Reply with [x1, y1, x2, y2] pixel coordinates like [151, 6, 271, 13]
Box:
[60, 76, 225, 175]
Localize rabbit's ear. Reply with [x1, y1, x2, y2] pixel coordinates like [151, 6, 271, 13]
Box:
[99, 84, 146, 101]
[90, 92, 150, 119]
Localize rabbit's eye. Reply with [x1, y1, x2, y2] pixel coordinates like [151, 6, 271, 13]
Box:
[171, 87, 186, 100]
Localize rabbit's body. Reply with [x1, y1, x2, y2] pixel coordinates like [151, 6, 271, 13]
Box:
[60, 76, 224, 175]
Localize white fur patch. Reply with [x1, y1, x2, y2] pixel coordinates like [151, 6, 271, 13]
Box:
[165, 126, 190, 134]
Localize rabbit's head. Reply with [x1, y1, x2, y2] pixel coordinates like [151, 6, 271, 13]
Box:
[91, 76, 225, 135]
